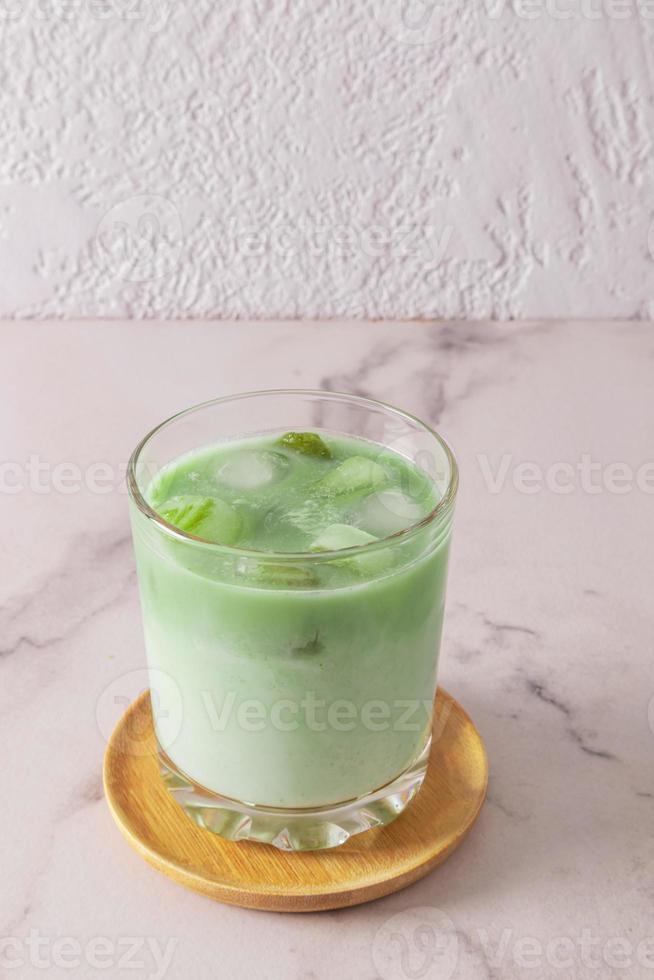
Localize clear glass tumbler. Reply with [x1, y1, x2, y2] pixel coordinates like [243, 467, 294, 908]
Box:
[127, 390, 457, 850]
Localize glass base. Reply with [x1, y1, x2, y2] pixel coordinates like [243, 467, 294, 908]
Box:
[157, 738, 431, 852]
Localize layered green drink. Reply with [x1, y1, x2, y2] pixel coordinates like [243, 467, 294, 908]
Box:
[128, 391, 457, 850]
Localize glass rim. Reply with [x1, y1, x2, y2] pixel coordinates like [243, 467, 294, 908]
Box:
[127, 388, 459, 561]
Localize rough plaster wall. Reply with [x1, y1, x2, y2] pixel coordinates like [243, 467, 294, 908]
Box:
[1, 0, 653, 320]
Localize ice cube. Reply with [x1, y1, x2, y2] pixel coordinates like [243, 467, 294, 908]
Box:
[260, 499, 338, 554]
[310, 523, 390, 577]
[217, 450, 289, 490]
[352, 489, 425, 537]
[158, 494, 242, 544]
[236, 558, 318, 589]
[310, 524, 378, 552]
[314, 456, 387, 498]
[284, 499, 333, 533]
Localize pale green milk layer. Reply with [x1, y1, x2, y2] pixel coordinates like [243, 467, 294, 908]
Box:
[131, 430, 452, 808]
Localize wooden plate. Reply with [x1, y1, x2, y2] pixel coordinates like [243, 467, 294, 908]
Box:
[103, 689, 487, 912]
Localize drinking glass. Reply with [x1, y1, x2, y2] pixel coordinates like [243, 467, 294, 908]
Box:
[127, 390, 457, 851]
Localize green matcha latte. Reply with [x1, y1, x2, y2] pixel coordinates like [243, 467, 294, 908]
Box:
[128, 392, 457, 847]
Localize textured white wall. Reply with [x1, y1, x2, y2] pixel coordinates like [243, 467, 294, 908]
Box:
[1, 1, 653, 319]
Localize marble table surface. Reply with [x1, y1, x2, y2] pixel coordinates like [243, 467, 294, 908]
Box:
[2, 320, 653, 980]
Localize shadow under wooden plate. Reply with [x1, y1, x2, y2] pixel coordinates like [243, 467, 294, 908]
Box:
[103, 689, 487, 912]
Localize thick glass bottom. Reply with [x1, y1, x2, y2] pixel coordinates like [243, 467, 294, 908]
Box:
[157, 737, 431, 852]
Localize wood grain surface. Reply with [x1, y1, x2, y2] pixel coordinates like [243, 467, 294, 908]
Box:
[103, 689, 487, 912]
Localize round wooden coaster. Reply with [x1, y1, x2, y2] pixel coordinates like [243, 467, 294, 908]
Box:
[103, 689, 487, 912]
